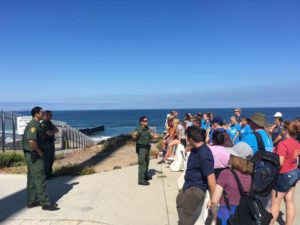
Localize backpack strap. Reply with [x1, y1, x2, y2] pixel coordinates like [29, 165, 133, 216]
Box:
[230, 169, 245, 196]
[253, 131, 265, 151]
[223, 190, 231, 212]
[222, 169, 245, 212]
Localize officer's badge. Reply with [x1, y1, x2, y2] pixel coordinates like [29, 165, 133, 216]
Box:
[31, 127, 36, 133]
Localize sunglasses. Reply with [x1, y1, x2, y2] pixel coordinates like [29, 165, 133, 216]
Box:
[142, 120, 148, 122]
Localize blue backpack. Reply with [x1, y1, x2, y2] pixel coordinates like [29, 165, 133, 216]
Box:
[251, 132, 280, 197]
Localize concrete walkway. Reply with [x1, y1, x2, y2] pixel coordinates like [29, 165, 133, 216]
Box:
[0, 159, 299, 225]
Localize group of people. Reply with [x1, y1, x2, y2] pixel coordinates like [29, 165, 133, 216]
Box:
[22, 106, 59, 210]
[152, 109, 300, 225]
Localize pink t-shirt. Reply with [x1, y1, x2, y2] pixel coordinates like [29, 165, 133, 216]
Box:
[276, 138, 300, 173]
[209, 145, 230, 169]
[217, 169, 252, 206]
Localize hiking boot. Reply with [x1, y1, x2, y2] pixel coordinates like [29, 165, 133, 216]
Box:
[42, 203, 59, 211]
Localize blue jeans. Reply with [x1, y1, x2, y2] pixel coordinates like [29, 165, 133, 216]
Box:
[274, 168, 300, 192]
[217, 205, 237, 225]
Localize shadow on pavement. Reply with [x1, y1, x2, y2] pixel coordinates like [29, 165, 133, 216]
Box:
[0, 135, 131, 220]
[148, 169, 163, 179]
[0, 179, 78, 219]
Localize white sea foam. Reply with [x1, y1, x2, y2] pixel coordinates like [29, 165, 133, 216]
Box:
[91, 136, 111, 142]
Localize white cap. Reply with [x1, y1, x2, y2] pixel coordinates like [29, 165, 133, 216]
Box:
[273, 112, 283, 118]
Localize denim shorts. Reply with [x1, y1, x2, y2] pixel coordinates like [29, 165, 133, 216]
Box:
[274, 168, 300, 193]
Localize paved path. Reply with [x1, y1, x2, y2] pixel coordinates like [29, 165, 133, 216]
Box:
[0, 160, 299, 225]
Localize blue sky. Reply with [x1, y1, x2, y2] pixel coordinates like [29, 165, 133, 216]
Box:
[0, 0, 300, 110]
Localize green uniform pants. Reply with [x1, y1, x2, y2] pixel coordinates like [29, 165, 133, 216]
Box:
[138, 147, 150, 182]
[43, 142, 55, 179]
[24, 152, 50, 206]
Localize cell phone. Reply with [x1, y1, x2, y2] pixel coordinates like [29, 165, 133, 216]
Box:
[205, 209, 214, 225]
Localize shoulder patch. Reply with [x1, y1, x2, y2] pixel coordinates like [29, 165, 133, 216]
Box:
[31, 127, 36, 133]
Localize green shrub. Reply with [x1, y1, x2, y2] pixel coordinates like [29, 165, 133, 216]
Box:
[53, 164, 95, 176]
[78, 166, 95, 175]
[54, 153, 66, 160]
[156, 139, 163, 151]
[113, 165, 122, 170]
[0, 151, 24, 168]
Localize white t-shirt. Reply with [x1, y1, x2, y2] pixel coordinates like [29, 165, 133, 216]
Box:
[176, 124, 186, 140]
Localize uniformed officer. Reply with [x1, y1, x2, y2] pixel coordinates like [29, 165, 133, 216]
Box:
[132, 116, 158, 186]
[22, 106, 59, 210]
[41, 110, 58, 180]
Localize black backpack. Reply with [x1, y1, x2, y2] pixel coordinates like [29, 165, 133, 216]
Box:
[224, 170, 273, 225]
[251, 132, 280, 197]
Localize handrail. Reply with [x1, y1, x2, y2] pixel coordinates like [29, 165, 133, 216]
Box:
[0, 111, 95, 151]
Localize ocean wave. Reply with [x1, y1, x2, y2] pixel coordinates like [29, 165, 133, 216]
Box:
[90, 136, 111, 142]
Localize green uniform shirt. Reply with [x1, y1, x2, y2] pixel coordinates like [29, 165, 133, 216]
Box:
[40, 120, 56, 142]
[135, 125, 152, 145]
[22, 119, 43, 151]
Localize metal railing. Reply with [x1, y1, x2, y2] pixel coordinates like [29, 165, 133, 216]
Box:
[0, 111, 95, 151]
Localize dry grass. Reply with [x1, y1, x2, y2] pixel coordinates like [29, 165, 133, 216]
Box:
[0, 134, 159, 176]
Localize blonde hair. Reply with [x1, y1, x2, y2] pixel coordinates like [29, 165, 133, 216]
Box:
[229, 155, 253, 174]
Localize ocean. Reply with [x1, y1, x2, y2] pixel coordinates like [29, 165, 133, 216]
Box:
[17, 108, 300, 140]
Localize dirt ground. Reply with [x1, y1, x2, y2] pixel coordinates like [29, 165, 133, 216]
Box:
[55, 142, 139, 173]
[0, 140, 159, 175]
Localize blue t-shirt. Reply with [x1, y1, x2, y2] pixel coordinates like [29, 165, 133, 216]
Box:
[227, 124, 241, 144]
[183, 144, 214, 191]
[240, 129, 273, 154]
[201, 119, 210, 130]
[239, 124, 252, 140]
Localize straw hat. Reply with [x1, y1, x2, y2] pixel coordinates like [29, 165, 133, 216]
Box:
[249, 112, 268, 128]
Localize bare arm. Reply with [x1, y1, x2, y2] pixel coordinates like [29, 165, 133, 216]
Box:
[279, 155, 285, 166]
[205, 128, 211, 144]
[207, 173, 216, 199]
[210, 184, 223, 220]
[233, 131, 240, 143]
[28, 140, 44, 158]
[132, 131, 138, 140]
[151, 133, 159, 139]
[273, 135, 282, 146]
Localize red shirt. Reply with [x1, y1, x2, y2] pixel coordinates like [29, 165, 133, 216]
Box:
[276, 138, 300, 173]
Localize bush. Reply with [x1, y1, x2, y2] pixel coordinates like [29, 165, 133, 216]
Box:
[156, 139, 163, 151]
[53, 164, 95, 176]
[0, 151, 24, 168]
[54, 153, 66, 160]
